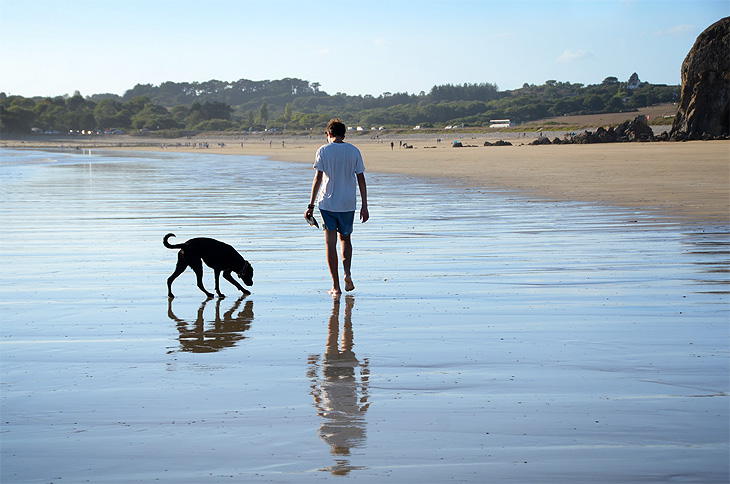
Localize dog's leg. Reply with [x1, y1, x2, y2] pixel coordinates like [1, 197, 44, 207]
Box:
[167, 252, 189, 299]
[189, 257, 214, 298]
[223, 270, 250, 295]
[214, 269, 225, 299]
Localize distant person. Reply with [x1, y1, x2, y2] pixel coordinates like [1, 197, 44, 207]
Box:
[306, 118, 369, 295]
[390, 141, 394, 150]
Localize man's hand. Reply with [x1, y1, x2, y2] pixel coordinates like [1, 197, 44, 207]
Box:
[356, 172, 368, 223]
[360, 206, 369, 223]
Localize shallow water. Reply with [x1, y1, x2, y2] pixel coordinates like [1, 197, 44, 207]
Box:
[1, 148, 728, 483]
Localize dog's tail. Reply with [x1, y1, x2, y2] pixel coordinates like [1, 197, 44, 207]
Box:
[163, 233, 185, 249]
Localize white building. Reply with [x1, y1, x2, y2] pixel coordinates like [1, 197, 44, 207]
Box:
[489, 119, 512, 128]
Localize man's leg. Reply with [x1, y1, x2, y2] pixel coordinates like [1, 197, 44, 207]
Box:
[339, 233, 355, 291]
[325, 229, 341, 294]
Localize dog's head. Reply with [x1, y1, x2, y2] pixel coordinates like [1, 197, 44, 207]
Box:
[237, 260, 254, 287]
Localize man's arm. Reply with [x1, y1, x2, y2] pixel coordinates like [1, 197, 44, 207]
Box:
[357, 172, 369, 223]
[305, 170, 324, 219]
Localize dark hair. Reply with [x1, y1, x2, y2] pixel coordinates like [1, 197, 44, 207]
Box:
[326, 118, 347, 138]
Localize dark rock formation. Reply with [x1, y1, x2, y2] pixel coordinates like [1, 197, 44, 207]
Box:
[671, 17, 730, 140]
[561, 116, 655, 144]
[529, 116, 656, 145]
[484, 140, 512, 146]
[529, 136, 552, 145]
[616, 116, 655, 141]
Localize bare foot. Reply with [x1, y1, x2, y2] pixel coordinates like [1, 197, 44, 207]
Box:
[328, 288, 342, 295]
[344, 275, 355, 292]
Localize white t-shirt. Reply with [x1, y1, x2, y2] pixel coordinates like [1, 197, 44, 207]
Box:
[314, 142, 365, 212]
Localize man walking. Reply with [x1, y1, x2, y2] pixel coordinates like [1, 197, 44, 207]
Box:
[306, 119, 369, 295]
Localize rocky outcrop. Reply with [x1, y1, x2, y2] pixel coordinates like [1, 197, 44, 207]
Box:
[671, 17, 730, 140]
[614, 116, 655, 141]
[529, 136, 552, 145]
[483, 140, 512, 146]
[529, 115, 656, 145]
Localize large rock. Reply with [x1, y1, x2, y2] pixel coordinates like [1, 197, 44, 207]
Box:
[671, 17, 730, 140]
[561, 116, 655, 144]
[616, 116, 655, 141]
[529, 136, 552, 145]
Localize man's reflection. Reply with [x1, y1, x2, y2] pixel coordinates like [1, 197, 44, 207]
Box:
[168, 296, 253, 353]
[307, 295, 370, 475]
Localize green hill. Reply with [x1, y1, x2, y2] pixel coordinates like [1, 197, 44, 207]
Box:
[1, 74, 678, 134]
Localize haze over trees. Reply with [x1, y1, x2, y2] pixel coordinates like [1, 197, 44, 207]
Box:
[0, 74, 678, 134]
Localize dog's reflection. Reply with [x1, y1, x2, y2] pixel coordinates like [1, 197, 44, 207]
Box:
[307, 295, 370, 475]
[168, 296, 254, 353]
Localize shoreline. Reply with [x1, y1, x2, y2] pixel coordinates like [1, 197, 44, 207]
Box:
[3, 134, 728, 224]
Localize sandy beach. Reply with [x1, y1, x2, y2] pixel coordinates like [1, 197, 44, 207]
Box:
[1, 147, 728, 482]
[180, 135, 730, 223]
[9, 133, 727, 223]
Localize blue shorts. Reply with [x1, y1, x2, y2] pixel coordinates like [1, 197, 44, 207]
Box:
[320, 210, 355, 236]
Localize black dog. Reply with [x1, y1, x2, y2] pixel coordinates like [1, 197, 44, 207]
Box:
[164, 233, 253, 299]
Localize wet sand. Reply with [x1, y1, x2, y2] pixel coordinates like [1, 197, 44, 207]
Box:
[62, 134, 729, 224]
[1, 149, 728, 483]
[4, 135, 728, 224]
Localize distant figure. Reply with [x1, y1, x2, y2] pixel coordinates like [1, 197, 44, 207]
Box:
[390, 141, 394, 150]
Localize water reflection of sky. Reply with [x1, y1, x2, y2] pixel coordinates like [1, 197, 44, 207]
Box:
[1, 149, 728, 483]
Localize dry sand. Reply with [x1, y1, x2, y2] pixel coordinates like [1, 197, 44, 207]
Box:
[4, 133, 729, 223]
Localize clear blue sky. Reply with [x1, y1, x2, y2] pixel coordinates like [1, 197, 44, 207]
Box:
[1, 0, 727, 98]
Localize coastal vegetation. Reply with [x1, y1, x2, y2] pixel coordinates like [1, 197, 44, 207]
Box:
[0, 74, 678, 135]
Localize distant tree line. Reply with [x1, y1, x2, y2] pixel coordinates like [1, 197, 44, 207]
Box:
[0, 74, 678, 134]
